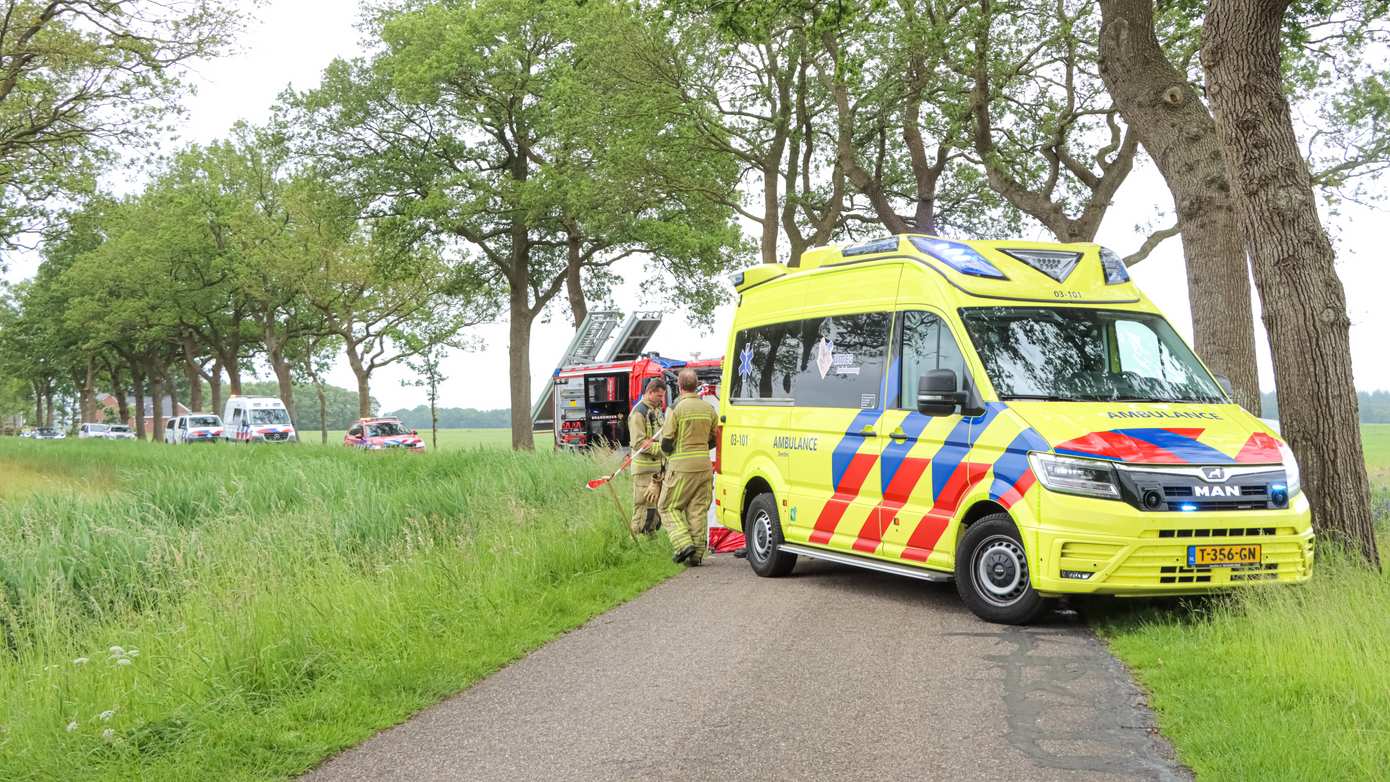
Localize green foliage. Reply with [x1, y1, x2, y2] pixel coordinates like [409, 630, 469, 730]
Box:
[0, 1, 243, 250]
[0, 438, 676, 780]
[285, 0, 746, 324]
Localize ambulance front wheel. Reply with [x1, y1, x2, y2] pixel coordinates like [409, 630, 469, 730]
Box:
[955, 514, 1049, 625]
[745, 493, 796, 578]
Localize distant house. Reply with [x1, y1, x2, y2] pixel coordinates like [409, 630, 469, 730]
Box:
[95, 394, 190, 430]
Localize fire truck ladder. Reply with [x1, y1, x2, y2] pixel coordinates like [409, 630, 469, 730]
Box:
[530, 310, 625, 432]
[601, 311, 664, 362]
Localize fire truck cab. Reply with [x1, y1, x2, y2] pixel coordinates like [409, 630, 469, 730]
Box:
[531, 310, 722, 450]
[551, 355, 722, 450]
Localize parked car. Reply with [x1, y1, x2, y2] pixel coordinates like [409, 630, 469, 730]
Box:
[18, 429, 34, 439]
[223, 396, 297, 443]
[32, 427, 64, 440]
[344, 417, 425, 452]
[172, 414, 223, 444]
[78, 423, 111, 439]
[106, 425, 136, 441]
[164, 417, 182, 444]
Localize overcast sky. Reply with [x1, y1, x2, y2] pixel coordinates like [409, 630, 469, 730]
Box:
[5, 0, 1389, 412]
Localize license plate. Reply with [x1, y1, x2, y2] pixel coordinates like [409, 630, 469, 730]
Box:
[1188, 544, 1263, 567]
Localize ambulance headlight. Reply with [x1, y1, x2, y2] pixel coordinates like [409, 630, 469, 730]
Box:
[1029, 453, 1121, 500]
[1278, 443, 1301, 497]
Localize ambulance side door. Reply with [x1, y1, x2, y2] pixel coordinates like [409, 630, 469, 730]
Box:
[877, 309, 984, 569]
[721, 323, 793, 525]
[783, 312, 892, 551]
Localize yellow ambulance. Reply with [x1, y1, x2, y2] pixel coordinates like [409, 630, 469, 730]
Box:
[714, 234, 1313, 624]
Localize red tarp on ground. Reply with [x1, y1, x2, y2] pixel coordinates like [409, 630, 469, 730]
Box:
[708, 526, 744, 553]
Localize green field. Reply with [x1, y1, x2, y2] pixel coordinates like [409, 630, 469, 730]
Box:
[1101, 425, 1390, 781]
[1362, 422, 1390, 480]
[301, 427, 513, 450]
[0, 439, 673, 780]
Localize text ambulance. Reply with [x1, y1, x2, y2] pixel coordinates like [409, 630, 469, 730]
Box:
[715, 235, 1313, 624]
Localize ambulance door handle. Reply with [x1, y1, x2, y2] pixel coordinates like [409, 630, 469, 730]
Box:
[859, 425, 878, 437]
[889, 429, 909, 441]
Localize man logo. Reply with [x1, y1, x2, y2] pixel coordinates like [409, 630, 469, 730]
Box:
[1201, 466, 1228, 482]
[1194, 484, 1240, 498]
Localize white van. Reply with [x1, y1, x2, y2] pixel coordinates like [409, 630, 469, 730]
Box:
[222, 396, 297, 443]
[174, 413, 225, 444]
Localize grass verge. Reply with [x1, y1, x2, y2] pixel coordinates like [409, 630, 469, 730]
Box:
[0, 439, 675, 780]
[1099, 486, 1390, 781]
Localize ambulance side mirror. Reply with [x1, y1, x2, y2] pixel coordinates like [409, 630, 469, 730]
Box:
[917, 369, 965, 416]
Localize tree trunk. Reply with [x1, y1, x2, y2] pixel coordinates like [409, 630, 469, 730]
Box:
[316, 381, 328, 445]
[271, 357, 295, 421]
[220, 350, 242, 397]
[209, 361, 224, 417]
[33, 381, 42, 429]
[131, 364, 147, 439]
[114, 373, 130, 428]
[508, 285, 536, 450]
[264, 323, 296, 420]
[430, 385, 438, 451]
[344, 345, 373, 419]
[184, 358, 204, 413]
[148, 363, 166, 444]
[1203, 0, 1379, 567]
[565, 229, 588, 329]
[81, 360, 96, 423]
[1097, 0, 1261, 414]
[43, 382, 54, 428]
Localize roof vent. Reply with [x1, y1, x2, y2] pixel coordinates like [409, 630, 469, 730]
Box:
[999, 249, 1083, 282]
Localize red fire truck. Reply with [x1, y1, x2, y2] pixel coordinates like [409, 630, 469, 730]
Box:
[549, 355, 721, 450]
[530, 310, 721, 450]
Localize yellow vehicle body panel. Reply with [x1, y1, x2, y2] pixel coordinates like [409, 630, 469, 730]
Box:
[714, 235, 1314, 597]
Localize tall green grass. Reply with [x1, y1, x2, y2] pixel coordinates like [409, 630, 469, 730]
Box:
[0, 439, 675, 780]
[1101, 488, 1390, 780]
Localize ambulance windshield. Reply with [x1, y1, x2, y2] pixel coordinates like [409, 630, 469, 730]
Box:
[960, 307, 1225, 404]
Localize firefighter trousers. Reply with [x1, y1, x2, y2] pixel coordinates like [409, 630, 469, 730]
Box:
[660, 470, 712, 562]
[630, 472, 661, 535]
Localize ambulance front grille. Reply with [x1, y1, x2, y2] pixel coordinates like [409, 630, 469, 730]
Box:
[1156, 527, 1277, 538]
[1104, 540, 1309, 587]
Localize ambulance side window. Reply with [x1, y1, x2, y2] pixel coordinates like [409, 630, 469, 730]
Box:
[792, 312, 889, 409]
[897, 311, 969, 408]
[730, 323, 800, 402]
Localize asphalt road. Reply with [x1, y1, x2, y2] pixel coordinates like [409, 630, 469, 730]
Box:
[306, 555, 1189, 782]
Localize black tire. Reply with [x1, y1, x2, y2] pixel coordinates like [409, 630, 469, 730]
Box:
[744, 493, 796, 578]
[955, 514, 1049, 625]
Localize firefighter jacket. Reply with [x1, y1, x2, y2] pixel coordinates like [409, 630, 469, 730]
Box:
[628, 399, 665, 475]
[660, 392, 719, 474]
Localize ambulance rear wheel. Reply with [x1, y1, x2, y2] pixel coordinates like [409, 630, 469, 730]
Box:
[956, 514, 1048, 625]
[745, 493, 796, 578]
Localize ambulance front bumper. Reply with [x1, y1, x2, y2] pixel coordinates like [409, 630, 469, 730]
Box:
[1025, 490, 1315, 597]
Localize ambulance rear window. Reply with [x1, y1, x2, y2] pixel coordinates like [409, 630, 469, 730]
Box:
[731, 324, 798, 402]
[731, 312, 889, 409]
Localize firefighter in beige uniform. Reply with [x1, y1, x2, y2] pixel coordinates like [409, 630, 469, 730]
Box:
[628, 378, 667, 536]
[659, 368, 719, 565]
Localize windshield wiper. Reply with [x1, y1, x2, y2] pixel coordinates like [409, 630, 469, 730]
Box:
[1106, 395, 1221, 404]
[1000, 394, 1092, 402]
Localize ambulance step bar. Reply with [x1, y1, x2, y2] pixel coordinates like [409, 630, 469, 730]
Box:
[778, 543, 954, 582]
